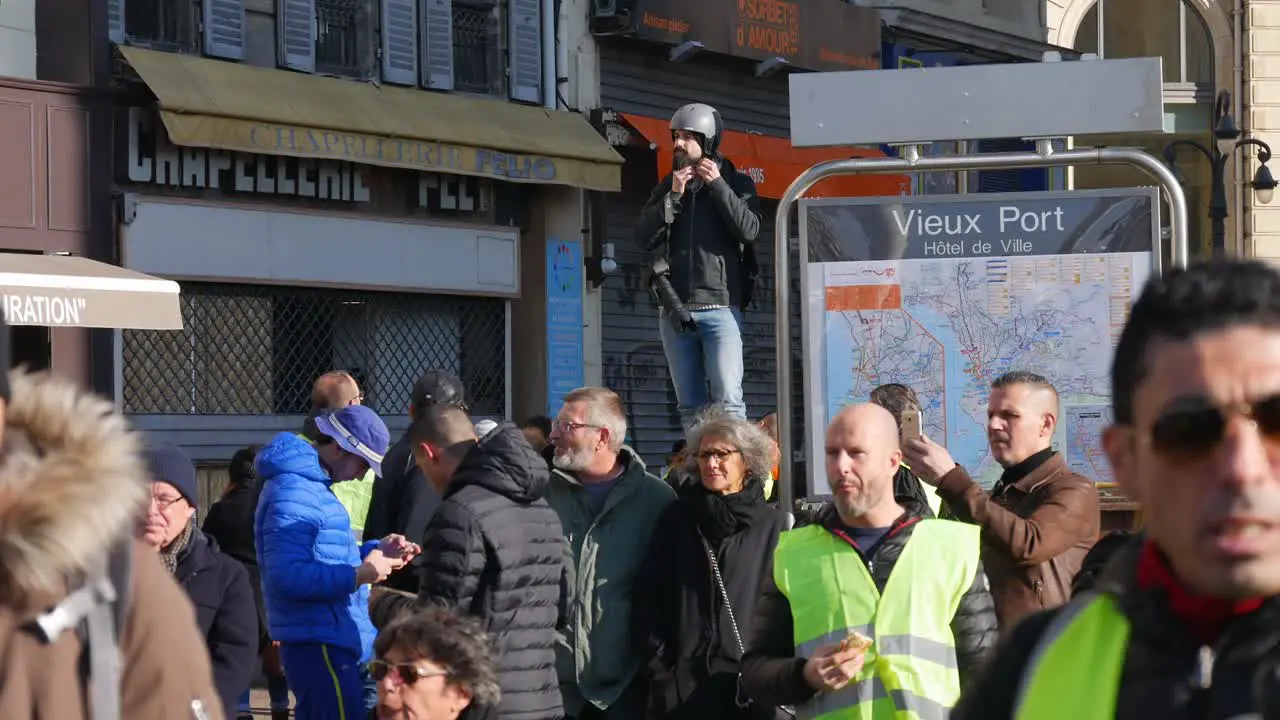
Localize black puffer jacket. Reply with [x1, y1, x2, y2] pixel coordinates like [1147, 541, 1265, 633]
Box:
[952, 538, 1280, 720]
[176, 527, 259, 720]
[634, 155, 762, 309]
[202, 481, 268, 648]
[417, 424, 567, 720]
[740, 501, 999, 709]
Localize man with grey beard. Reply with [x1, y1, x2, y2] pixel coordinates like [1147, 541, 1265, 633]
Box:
[544, 387, 675, 720]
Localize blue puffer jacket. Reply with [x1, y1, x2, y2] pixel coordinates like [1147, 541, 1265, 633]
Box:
[254, 431, 378, 661]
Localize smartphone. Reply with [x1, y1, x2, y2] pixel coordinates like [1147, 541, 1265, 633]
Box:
[900, 409, 923, 442]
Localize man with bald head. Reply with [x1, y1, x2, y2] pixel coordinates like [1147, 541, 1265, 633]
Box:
[903, 370, 1100, 630]
[740, 404, 997, 718]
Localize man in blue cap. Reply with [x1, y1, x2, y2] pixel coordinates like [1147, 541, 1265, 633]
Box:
[255, 404, 419, 720]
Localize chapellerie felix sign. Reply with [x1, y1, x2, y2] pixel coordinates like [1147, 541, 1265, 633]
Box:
[633, 0, 880, 72]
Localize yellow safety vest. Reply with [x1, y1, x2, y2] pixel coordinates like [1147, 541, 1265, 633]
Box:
[1013, 594, 1129, 719]
[774, 519, 981, 720]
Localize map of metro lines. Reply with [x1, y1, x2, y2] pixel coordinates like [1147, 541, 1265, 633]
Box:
[817, 253, 1150, 488]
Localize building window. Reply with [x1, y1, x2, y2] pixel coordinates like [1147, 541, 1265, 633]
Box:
[452, 0, 503, 95]
[121, 283, 508, 418]
[1075, 0, 1213, 88]
[316, 0, 371, 76]
[122, 0, 195, 51]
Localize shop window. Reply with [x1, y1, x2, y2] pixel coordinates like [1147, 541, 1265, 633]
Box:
[121, 283, 507, 417]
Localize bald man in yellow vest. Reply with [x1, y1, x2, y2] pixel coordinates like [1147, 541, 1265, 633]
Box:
[740, 404, 997, 719]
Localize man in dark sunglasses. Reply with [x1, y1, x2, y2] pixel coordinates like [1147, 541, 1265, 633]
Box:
[953, 259, 1280, 720]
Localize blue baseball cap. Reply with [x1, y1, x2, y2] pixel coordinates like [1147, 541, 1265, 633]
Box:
[314, 405, 391, 477]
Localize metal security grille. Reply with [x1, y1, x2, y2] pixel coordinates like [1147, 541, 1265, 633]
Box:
[453, 0, 501, 95]
[122, 283, 507, 417]
[316, 0, 362, 75]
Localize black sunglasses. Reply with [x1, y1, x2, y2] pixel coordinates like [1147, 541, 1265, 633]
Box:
[368, 659, 449, 686]
[1148, 396, 1280, 456]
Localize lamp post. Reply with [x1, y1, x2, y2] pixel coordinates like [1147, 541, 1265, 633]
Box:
[1164, 90, 1278, 257]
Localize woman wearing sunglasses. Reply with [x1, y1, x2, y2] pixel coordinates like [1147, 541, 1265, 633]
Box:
[371, 608, 501, 720]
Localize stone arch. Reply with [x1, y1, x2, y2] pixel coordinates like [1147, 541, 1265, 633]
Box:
[1050, 0, 1233, 92]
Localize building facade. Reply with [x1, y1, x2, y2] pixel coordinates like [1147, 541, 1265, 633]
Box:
[576, 0, 1075, 469]
[108, 0, 621, 462]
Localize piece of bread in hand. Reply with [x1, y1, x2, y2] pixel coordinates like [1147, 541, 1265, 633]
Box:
[839, 631, 873, 653]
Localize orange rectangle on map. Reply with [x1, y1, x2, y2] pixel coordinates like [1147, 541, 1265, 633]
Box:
[826, 285, 902, 311]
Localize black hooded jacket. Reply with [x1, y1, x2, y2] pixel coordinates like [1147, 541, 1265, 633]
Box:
[635, 155, 762, 309]
[176, 527, 258, 720]
[416, 424, 568, 720]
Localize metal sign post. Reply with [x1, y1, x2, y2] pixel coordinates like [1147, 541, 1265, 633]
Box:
[771, 54, 1187, 508]
[772, 144, 1190, 510]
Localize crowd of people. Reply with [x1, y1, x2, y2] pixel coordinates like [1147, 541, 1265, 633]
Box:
[3, 250, 1280, 720]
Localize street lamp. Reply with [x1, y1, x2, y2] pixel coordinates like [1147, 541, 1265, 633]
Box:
[1163, 90, 1278, 257]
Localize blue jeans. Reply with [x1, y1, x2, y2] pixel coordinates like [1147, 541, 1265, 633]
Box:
[658, 307, 747, 428]
[279, 643, 377, 720]
[238, 674, 291, 712]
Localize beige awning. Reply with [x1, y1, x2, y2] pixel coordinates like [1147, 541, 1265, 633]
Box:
[118, 46, 624, 192]
[0, 254, 182, 330]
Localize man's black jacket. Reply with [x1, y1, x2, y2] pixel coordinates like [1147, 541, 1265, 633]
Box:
[740, 501, 999, 708]
[635, 155, 762, 310]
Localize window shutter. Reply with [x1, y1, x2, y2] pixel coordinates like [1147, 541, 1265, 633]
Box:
[204, 0, 246, 59]
[507, 0, 541, 103]
[381, 0, 419, 85]
[278, 0, 316, 73]
[420, 0, 454, 90]
[108, 0, 125, 43]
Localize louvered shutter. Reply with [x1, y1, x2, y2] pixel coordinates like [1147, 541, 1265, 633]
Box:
[420, 0, 454, 90]
[381, 0, 419, 85]
[507, 0, 541, 103]
[108, 0, 125, 43]
[204, 0, 246, 59]
[278, 0, 316, 73]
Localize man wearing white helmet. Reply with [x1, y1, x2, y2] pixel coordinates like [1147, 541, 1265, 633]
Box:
[636, 102, 762, 428]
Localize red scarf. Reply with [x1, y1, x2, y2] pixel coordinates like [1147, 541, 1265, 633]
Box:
[1135, 541, 1264, 645]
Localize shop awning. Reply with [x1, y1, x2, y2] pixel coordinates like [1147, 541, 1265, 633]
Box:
[0, 254, 183, 330]
[119, 46, 624, 192]
[619, 114, 910, 200]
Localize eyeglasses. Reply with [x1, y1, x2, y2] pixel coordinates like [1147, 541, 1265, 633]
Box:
[1146, 396, 1280, 458]
[149, 494, 185, 511]
[368, 659, 450, 687]
[553, 420, 601, 434]
[695, 449, 741, 462]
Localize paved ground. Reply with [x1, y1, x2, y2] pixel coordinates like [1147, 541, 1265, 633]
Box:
[243, 686, 293, 716]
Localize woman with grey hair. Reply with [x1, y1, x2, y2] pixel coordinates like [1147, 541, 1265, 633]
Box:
[634, 407, 793, 720]
[371, 607, 501, 720]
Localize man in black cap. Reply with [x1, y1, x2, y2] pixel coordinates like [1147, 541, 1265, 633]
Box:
[363, 370, 468, 592]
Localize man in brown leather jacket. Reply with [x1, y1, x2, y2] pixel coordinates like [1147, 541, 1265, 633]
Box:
[904, 371, 1099, 630]
[0, 325, 222, 719]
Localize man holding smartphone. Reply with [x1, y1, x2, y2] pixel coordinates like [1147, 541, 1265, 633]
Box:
[903, 372, 1099, 630]
[870, 383, 942, 517]
[634, 102, 762, 429]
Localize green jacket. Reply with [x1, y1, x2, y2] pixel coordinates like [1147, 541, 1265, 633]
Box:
[545, 447, 676, 714]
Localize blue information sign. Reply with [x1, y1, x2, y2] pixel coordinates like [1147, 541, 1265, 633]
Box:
[546, 238, 585, 416]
